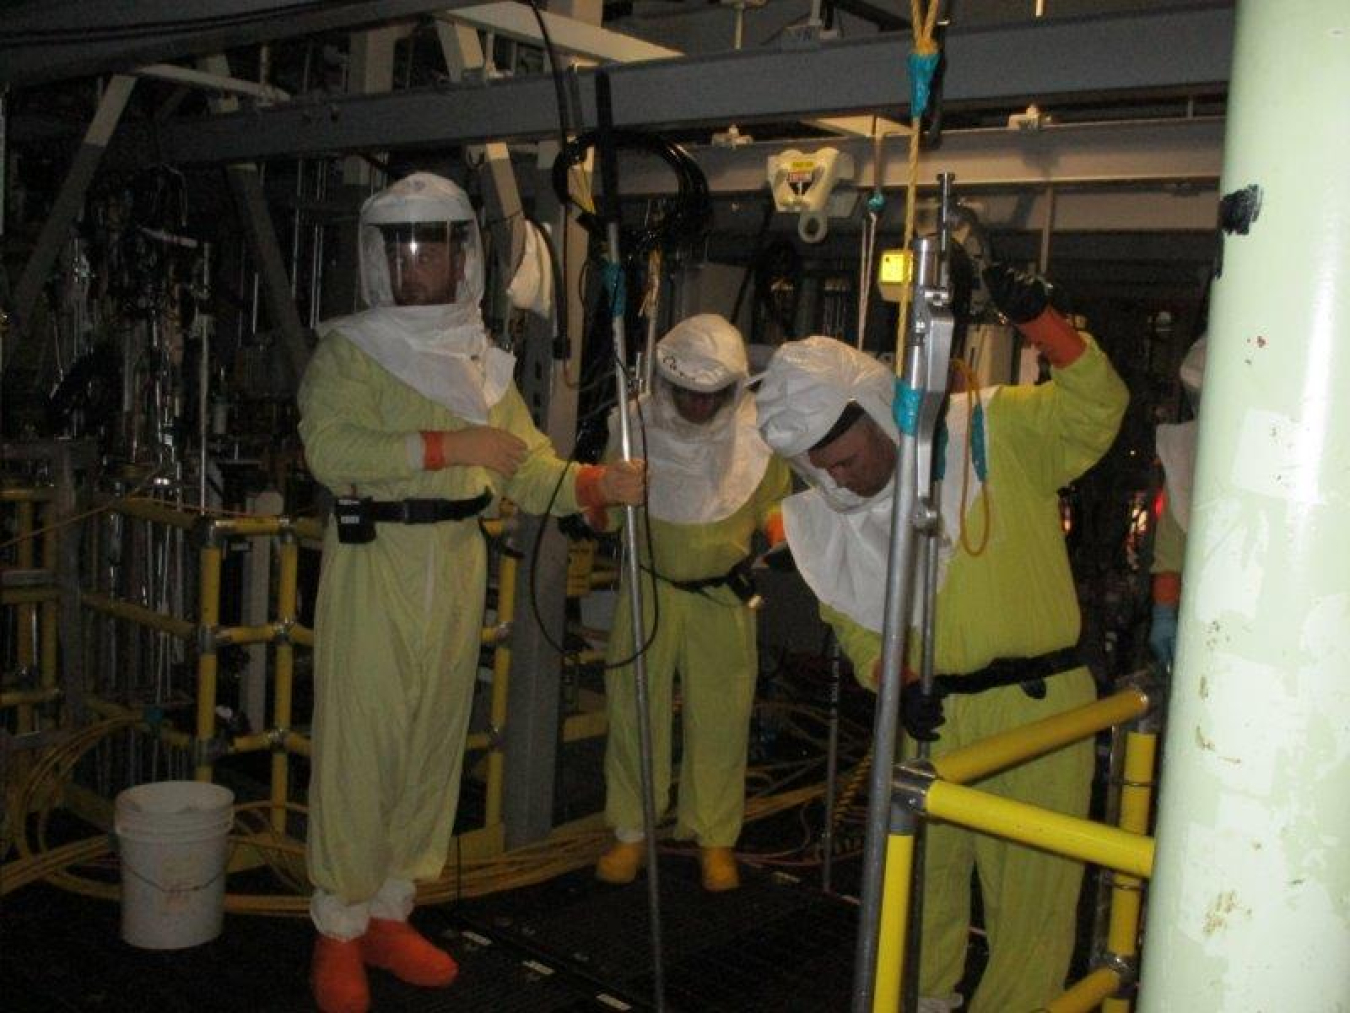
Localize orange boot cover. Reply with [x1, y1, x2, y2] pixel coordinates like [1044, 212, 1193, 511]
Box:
[595, 840, 645, 884]
[312, 935, 370, 1013]
[362, 918, 459, 988]
[700, 847, 741, 892]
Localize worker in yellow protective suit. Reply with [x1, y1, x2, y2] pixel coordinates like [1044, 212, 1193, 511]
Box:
[299, 172, 644, 1013]
[593, 314, 792, 892]
[754, 264, 1127, 1013]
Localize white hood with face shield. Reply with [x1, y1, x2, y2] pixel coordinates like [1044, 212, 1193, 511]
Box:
[611, 314, 770, 525]
[755, 336, 986, 633]
[322, 172, 512, 424]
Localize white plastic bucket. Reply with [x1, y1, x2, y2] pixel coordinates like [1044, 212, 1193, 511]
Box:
[114, 780, 234, 950]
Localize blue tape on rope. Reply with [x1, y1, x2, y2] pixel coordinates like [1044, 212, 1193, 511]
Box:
[972, 402, 988, 482]
[867, 192, 886, 214]
[908, 51, 941, 119]
[602, 261, 626, 318]
[894, 379, 921, 436]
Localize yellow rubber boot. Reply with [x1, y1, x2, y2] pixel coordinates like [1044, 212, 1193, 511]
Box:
[700, 847, 740, 892]
[362, 918, 458, 987]
[595, 840, 645, 884]
[312, 934, 371, 1013]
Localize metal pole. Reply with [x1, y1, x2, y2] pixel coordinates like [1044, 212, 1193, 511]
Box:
[596, 69, 665, 1012]
[902, 509, 941, 1012]
[1138, 2, 1350, 1009]
[854, 219, 955, 1011]
[851, 421, 921, 1012]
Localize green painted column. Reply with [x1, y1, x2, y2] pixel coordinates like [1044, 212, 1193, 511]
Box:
[1138, 2, 1350, 1010]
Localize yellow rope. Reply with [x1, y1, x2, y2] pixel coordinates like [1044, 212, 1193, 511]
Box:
[895, 0, 946, 361]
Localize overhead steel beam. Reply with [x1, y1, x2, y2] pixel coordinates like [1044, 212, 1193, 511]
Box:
[0, 0, 484, 88]
[439, 2, 905, 138]
[133, 7, 1233, 165]
[941, 5, 1232, 102]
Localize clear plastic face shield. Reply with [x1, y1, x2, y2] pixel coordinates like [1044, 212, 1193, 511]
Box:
[379, 222, 468, 306]
[356, 173, 485, 309]
[656, 376, 739, 431]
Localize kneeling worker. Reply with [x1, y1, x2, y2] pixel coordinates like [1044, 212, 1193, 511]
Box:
[594, 314, 791, 892]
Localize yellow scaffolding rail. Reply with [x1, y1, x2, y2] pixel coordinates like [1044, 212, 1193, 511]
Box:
[871, 685, 1159, 1013]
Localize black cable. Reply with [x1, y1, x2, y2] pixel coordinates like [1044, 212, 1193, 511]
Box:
[549, 129, 710, 257]
[524, 0, 575, 363]
[524, 351, 660, 672]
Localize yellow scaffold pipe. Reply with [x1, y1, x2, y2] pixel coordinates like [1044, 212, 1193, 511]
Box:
[1102, 727, 1158, 1013]
[932, 688, 1150, 785]
[873, 822, 917, 1013]
[920, 780, 1154, 878]
[1047, 967, 1123, 1012]
[195, 542, 223, 781]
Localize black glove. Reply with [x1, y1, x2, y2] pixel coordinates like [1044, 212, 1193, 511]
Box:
[557, 512, 598, 541]
[757, 540, 797, 573]
[983, 262, 1052, 324]
[901, 681, 946, 742]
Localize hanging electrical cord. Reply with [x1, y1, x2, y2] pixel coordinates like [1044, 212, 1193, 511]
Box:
[550, 129, 711, 258]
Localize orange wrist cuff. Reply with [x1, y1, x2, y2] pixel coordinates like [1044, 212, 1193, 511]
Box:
[575, 465, 607, 510]
[1019, 308, 1085, 368]
[764, 511, 786, 547]
[1153, 571, 1182, 606]
[420, 431, 447, 471]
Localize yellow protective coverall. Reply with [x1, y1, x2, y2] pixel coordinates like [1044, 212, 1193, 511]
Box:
[823, 337, 1127, 1013]
[300, 332, 581, 906]
[603, 458, 792, 847]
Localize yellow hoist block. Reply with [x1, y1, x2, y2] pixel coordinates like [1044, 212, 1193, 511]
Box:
[878, 248, 913, 303]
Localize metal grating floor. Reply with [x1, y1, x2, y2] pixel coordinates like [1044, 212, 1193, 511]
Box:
[2, 854, 858, 1011]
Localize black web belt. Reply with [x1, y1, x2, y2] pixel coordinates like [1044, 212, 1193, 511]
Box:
[652, 557, 759, 606]
[333, 489, 492, 543]
[362, 490, 492, 523]
[933, 645, 1082, 699]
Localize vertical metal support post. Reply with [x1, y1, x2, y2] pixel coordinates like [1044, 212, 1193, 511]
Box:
[195, 538, 223, 782]
[16, 501, 35, 675]
[40, 507, 59, 719]
[484, 553, 517, 829]
[198, 55, 310, 387]
[596, 66, 665, 1011]
[271, 532, 299, 834]
[853, 225, 953, 1013]
[1138, 2, 1350, 1009]
[852, 430, 920, 1012]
